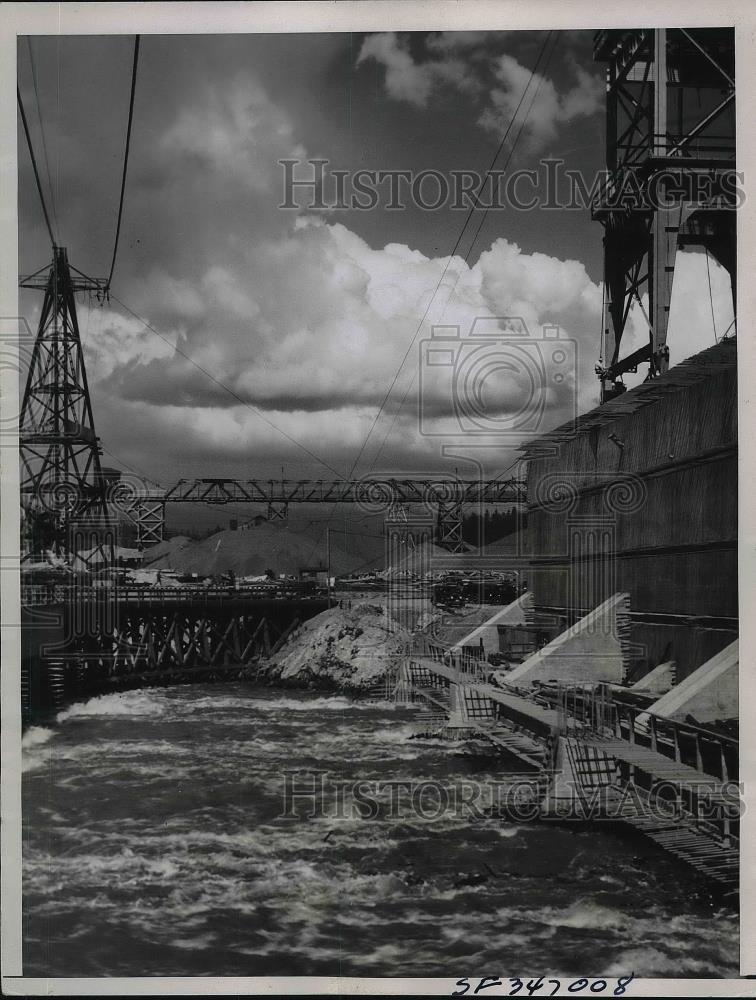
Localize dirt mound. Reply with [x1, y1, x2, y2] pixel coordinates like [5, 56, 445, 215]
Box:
[387, 539, 454, 576]
[264, 600, 412, 691]
[140, 521, 384, 578]
[141, 536, 192, 564]
[472, 534, 520, 556]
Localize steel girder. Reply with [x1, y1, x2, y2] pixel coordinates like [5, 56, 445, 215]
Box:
[593, 29, 736, 401]
[107, 476, 526, 552]
[155, 477, 526, 507]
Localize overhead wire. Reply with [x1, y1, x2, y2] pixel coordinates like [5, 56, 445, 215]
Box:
[17, 86, 56, 246]
[108, 292, 345, 479]
[20, 33, 536, 545]
[86, 35, 343, 489]
[301, 34, 555, 566]
[705, 249, 718, 343]
[100, 444, 164, 490]
[366, 31, 560, 476]
[346, 29, 557, 483]
[719, 317, 736, 340]
[56, 34, 61, 233]
[19, 34, 345, 543]
[105, 35, 140, 293]
[26, 37, 59, 237]
[453, 32, 560, 275]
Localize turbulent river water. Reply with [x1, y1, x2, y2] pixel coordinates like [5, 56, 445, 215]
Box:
[22, 683, 738, 978]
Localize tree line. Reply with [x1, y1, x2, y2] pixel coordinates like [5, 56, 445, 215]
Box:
[457, 507, 525, 546]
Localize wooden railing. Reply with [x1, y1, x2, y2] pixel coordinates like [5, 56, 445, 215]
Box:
[424, 641, 490, 682]
[610, 693, 738, 783]
[548, 682, 738, 782]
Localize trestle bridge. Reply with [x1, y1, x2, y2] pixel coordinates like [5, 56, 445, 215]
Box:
[21, 586, 329, 722]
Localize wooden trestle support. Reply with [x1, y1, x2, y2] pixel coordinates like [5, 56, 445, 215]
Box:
[21, 594, 327, 718]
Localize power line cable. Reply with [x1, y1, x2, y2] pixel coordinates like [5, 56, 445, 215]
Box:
[100, 444, 164, 489]
[56, 35, 61, 232]
[20, 41, 161, 506]
[17, 86, 56, 246]
[105, 35, 140, 293]
[456, 32, 560, 272]
[366, 33, 560, 475]
[719, 317, 736, 340]
[345, 31, 555, 482]
[26, 37, 59, 236]
[301, 32, 552, 569]
[325, 527, 386, 541]
[705, 249, 718, 343]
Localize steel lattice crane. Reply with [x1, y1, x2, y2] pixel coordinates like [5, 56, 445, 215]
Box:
[592, 28, 736, 402]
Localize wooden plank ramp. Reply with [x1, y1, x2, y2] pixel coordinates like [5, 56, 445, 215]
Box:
[580, 735, 732, 793]
[585, 746, 739, 890]
[410, 657, 560, 734]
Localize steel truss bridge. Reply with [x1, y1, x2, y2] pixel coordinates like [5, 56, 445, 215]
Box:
[83, 476, 527, 551]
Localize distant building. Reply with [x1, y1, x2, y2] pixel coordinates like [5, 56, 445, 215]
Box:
[239, 515, 268, 531]
[299, 566, 328, 585]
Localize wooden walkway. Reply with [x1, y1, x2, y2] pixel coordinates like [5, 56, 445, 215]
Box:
[580, 735, 732, 798]
[409, 657, 557, 762]
[483, 686, 560, 736]
[571, 735, 739, 890]
[484, 729, 549, 770]
[406, 656, 739, 890]
[601, 785, 739, 890]
[411, 657, 559, 735]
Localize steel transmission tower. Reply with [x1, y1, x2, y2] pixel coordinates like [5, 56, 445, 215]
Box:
[20, 246, 111, 548]
[593, 29, 736, 402]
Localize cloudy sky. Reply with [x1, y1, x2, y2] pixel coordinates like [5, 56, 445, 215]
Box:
[17, 29, 734, 494]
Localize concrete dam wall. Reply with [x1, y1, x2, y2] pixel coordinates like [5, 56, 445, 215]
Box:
[521, 339, 737, 683]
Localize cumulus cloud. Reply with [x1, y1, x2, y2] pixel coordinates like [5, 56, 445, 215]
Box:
[23, 35, 730, 485]
[357, 33, 478, 108]
[479, 54, 604, 151]
[156, 74, 306, 191]
[426, 31, 506, 54]
[110, 219, 603, 412]
[82, 303, 178, 384]
[91, 216, 734, 480]
[92, 216, 607, 476]
[356, 33, 603, 152]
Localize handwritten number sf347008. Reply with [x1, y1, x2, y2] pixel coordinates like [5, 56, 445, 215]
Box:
[452, 975, 635, 997]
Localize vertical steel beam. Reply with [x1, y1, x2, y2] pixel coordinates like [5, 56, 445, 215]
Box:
[650, 29, 672, 375]
[134, 500, 165, 547]
[436, 502, 465, 553]
[593, 29, 735, 397]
